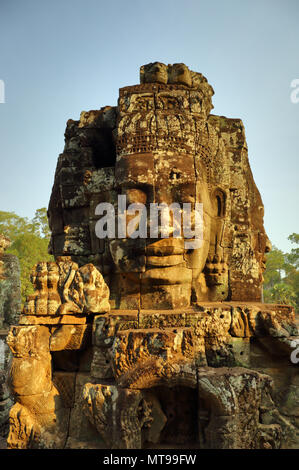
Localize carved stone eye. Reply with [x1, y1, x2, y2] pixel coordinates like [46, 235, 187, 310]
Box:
[170, 170, 181, 181]
[125, 189, 147, 205]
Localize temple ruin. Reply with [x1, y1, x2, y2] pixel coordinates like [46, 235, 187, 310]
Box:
[0, 234, 21, 443]
[5, 62, 299, 449]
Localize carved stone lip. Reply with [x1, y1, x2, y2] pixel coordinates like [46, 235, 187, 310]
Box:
[145, 239, 185, 257]
[141, 266, 191, 285]
[146, 255, 184, 267]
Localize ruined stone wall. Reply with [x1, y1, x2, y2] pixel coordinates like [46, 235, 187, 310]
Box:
[0, 234, 21, 328]
[0, 234, 21, 445]
[6, 295, 299, 449]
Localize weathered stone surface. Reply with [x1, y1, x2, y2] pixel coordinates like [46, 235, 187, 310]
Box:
[50, 324, 91, 351]
[9, 357, 52, 396]
[81, 367, 284, 449]
[52, 371, 76, 408]
[112, 328, 197, 389]
[0, 330, 14, 440]
[196, 367, 282, 449]
[7, 397, 70, 449]
[66, 372, 104, 449]
[23, 257, 110, 317]
[5, 325, 69, 448]
[90, 346, 113, 379]
[18, 314, 87, 325]
[0, 234, 21, 327]
[6, 62, 299, 450]
[92, 311, 138, 347]
[6, 325, 50, 358]
[0, 371, 13, 439]
[82, 383, 154, 449]
[48, 63, 271, 308]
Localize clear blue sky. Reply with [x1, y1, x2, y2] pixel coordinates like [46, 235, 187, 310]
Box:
[0, 0, 298, 252]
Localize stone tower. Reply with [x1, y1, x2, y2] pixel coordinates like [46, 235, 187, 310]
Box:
[6, 63, 299, 449]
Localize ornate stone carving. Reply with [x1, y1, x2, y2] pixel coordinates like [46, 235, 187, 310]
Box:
[5, 63, 299, 450]
[23, 257, 110, 317]
[0, 236, 21, 441]
[5, 258, 110, 448]
[5, 325, 69, 449]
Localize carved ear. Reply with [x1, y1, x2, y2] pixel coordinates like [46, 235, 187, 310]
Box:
[140, 65, 145, 84]
[213, 189, 226, 217]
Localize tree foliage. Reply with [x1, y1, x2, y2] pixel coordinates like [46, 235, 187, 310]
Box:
[0, 208, 53, 304]
[263, 234, 299, 311]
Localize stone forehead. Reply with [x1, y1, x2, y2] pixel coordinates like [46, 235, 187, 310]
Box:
[142, 62, 167, 70]
[115, 153, 208, 188]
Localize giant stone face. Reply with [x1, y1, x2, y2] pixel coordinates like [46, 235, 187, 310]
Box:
[48, 62, 270, 309]
[110, 150, 213, 308]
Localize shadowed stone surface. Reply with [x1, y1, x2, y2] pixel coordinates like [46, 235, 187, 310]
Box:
[0, 234, 21, 441]
[0, 234, 21, 327]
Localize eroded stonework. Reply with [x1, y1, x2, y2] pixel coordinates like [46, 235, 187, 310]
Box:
[0, 234, 21, 327]
[6, 63, 299, 449]
[0, 234, 21, 442]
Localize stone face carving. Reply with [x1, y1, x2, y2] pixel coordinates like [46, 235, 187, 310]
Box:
[5, 63, 299, 449]
[47, 63, 270, 309]
[0, 234, 21, 443]
[0, 234, 21, 327]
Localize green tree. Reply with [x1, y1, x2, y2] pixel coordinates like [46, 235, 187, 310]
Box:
[284, 233, 299, 311]
[0, 210, 34, 238]
[263, 236, 299, 312]
[264, 283, 297, 308]
[0, 208, 53, 304]
[286, 233, 299, 268]
[263, 245, 285, 288]
[32, 207, 51, 238]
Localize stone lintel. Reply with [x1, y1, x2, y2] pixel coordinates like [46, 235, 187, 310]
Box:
[19, 315, 87, 325]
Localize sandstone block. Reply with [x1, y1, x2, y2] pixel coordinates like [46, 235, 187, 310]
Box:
[50, 324, 91, 351]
